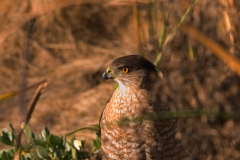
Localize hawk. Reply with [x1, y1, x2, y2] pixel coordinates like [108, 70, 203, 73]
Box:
[100, 55, 189, 159]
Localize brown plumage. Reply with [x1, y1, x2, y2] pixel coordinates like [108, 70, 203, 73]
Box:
[100, 55, 189, 160]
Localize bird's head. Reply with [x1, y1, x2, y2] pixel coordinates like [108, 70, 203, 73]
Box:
[102, 55, 159, 90]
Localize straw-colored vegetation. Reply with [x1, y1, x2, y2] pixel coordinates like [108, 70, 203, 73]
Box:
[0, 0, 240, 159]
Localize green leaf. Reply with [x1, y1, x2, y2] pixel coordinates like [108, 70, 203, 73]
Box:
[0, 149, 14, 160]
[32, 138, 46, 147]
[62, 135, 66, 146]
[31, 131, 37, 139]
[30, 152, 41, 160]
[92, 136, 101, 151]
[6, 149, 14, 159]
[65, 142, 71, 151]
[0, 137, 14, 146]
[7, 132, 13, 142]
[42, 127, 50, 141]
[95, 130, 100, 138]
[36, 146, 51, 160]
[62, 151, 71, 160]
[55, 147, 62, 159]
[48, 134, 62, 149]
[9, 123, 16, 137]
[22, 123, 32, 144]
[71, 146, 77, 159]
[0, 129, 14, 146]
[80, 139, 86, 149]
[2, 128, 9, 138]
[34, 134, 43, 141]
[1, 151, 9, 160]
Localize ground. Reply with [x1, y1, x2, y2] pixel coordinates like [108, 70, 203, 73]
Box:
[0, 0, 240, 159]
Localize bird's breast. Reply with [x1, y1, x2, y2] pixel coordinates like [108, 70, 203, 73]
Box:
[100, 87, 153, 159]
[101, 87, 149, 124]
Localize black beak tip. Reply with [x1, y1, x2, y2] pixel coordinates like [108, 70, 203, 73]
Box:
[102, 71, 113, 82]
[102, 71, 108, 82]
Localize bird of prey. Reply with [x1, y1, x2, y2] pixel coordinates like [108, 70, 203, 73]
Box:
[100, 55, 189, 160]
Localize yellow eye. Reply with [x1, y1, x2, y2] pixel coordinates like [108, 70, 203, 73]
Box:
[121, 67, 129, 73]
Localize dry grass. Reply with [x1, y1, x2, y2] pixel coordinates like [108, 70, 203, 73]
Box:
[0, 0, 240, 159]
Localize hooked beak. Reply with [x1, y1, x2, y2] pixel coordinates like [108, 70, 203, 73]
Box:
[102, 71, 113, 81]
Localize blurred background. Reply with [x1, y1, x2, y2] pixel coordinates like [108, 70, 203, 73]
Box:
[0, 0, 240, 159]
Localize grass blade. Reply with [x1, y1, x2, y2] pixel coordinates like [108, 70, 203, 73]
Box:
[180, 24, 240, 77]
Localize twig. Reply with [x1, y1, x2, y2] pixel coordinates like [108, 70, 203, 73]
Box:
[14, 81, 48, 160]
[25, 81, 48, 124]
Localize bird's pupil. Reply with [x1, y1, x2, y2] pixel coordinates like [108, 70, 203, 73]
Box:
[121, 67, 129, 73]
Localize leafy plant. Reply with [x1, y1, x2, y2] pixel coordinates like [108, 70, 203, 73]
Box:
[0, 123, 101, 160]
